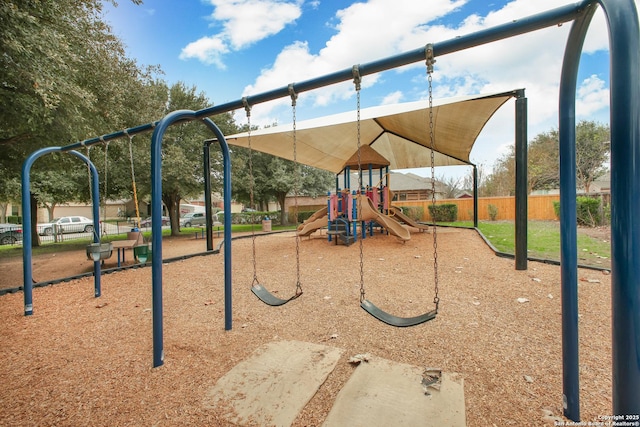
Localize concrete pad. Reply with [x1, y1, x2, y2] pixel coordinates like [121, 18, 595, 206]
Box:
[323, 357, 466, 427]
[203, 340, 343, 426]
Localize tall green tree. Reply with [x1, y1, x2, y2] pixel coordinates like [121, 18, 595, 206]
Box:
[0, 0, 152, 245]
[527, 130, 560, 192]
[159, 82, 240, 234]
[575, 121, 609, 193]
[161, 83, 212, 234]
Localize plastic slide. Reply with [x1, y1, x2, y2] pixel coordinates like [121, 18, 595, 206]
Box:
[388, 206, 430, 231]
[356, 195, 411, 241]
[297, 207, 328, 237]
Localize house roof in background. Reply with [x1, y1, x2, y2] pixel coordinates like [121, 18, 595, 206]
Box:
[331, 172, 447, 194]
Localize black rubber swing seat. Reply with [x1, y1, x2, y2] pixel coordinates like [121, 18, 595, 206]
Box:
[361, 299, 437, 327]
[251, 284, 302, 306]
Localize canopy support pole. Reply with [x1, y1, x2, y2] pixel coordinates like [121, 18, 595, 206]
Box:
[515, 89, 528, 271]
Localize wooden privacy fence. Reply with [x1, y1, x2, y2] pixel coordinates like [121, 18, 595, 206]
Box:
[397, 194, 561, 222]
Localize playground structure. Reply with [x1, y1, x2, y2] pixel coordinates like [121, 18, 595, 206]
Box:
[18, 0, 639, 420]
[297, 164, 432, 244]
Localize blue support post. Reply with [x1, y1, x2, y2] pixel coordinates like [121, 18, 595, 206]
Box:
[559, 11, 588, 419]
[559, 0, 640, 418]
[354, 191, 363, 240]
[345, 166, 350, 189]
[472, 165, 479, 228]
[327, 193, 332, 243]
[514, 90, 528, 271]
[88, 157, 102, 298]
[204, 119, 233, 333]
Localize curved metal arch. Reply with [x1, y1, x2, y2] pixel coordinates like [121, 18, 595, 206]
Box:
[150, 111, 233, 368]
[21, 148, 102, 315]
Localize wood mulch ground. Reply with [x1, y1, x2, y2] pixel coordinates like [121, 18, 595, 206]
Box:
[0, 228, 614, 426]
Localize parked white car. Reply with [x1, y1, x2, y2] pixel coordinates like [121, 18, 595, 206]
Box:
[38, 216, 95, 236]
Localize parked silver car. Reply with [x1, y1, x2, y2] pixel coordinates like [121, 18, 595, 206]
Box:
[179, 212, 207, 227]
[38, 216, 95, 236]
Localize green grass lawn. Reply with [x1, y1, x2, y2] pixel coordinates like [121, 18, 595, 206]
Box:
[460, 220, 610, 269]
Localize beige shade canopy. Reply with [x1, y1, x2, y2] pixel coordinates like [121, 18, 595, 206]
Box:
[225, 90, 518, 174]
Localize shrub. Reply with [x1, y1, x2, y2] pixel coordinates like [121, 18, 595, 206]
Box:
[428, 203, 458, 222]
[576, 196, 602, 226]
[487, 204, 498, 221]
[219, 211, 280, 225]
[295, 211, 318, 223]
[552, 197, 603, 226]
[553, 201, 560, 219]
[7, 215, 22, 224]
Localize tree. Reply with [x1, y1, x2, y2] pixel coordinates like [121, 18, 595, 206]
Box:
[160, 83, 212, 235]
[0, 0, 153, 246]
[462, 164, 488, 196]
[528, 130, 560, 192]
[479, 120, 610, 197]
[438, 174, 462, 199]
[232, 148, 334, 224]
[575, 120, 609, 193]
[480, 148, 515, 196]
[157, 82, 241, 235]
[300, 166, 334, 198]
[231, 149, 274, 211]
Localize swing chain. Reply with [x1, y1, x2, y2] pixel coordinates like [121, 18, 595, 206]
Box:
[102, 140, 110, 236]
[426, 43, 440, 310]
[353, 66, 365, 303]
[290, 84, 303, 295]
[85, 145, 101, 242]
[243, 97, 260, 286]
[125, 130, 141, 228]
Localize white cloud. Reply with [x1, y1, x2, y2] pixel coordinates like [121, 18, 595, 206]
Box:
[180, 35, 229, 68]
[212, 0, 302, 49]
[180, 0, 302, 68]
[576, 74, 609, 117]
[381, 91, 404, 105]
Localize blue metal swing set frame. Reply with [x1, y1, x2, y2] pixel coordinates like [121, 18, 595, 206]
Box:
[19, 0, 639, 419]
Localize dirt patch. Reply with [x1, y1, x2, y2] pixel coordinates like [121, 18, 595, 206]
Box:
[577, 225, 611, 242]
[0, 229, 614, 426]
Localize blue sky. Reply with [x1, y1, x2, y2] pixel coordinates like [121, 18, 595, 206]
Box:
[103, 0, 634, 178]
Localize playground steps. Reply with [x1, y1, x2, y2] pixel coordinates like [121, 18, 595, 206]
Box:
[327, 221, 355, 246]
[338, 233, 356, 246]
